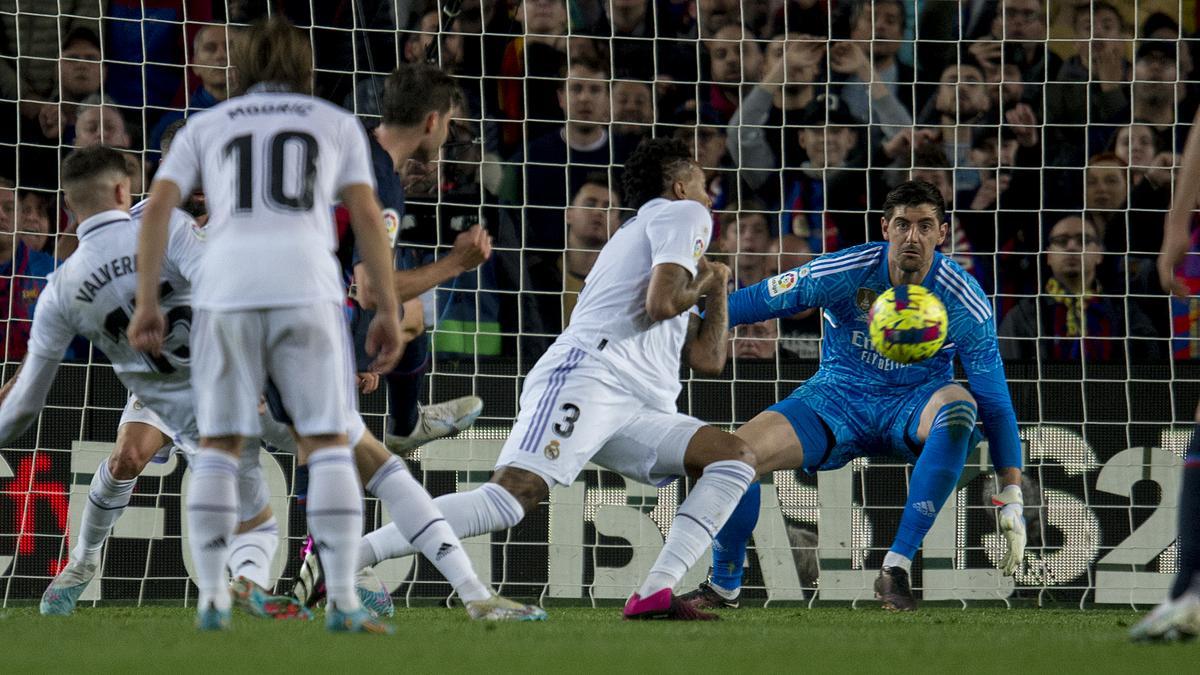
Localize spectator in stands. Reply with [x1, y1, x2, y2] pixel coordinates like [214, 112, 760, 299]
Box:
[1108, 125, 1174, 257]
[149, 24, 229, 153]
[496, 0, 569, 154]
[1143, 12, 1193, 87]
[732, 319, 779, 360]
[1130, 39, 1183, 139]
[907, 143, 984, 286]
[0, 5, 101, 122]
[528, 174, 620, 332]
[1045, 1, 1129, 138]
[674, 106, 735, 217]
[1084, 153, 1129, 253]
[1111, 124, 1163, 186]
[57, 27, 104, 106]
[13, 27, 106, 190]
[915, 61, 993, 193]
[998, 214, 1159, 364]
[0, 178, 55, 361]
[612, 80, 654, 139]
[727, 33, 825, 194]
[977, 0, 1060, 90]
[505, 56, 635, 250]
[702, 22, 763, 123]
[16, 191, 51, 255]
[73, 95, 134, 149]
[603, 0, 695, 82]
[721, 205, 774, 288]
[834, 0, 915, 116]
[781, 93, 872, 252]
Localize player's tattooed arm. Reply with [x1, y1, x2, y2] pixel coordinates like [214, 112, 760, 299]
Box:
[645, 258, 718, 322]
[682, 261, 731, 375]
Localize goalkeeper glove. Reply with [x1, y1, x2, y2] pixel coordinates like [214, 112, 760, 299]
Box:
[992, 484, 1025, 576]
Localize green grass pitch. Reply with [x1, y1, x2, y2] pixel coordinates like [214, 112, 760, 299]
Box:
[1, 605, 1196, 672]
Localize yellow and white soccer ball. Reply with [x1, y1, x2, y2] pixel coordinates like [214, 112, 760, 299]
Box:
[867, 284, 949, 364]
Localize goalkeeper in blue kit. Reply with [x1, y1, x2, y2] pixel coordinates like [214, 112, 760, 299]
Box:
[681, 181, 1027, 611]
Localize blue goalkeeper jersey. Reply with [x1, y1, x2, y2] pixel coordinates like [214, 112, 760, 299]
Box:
[728, 241, 1022, 470]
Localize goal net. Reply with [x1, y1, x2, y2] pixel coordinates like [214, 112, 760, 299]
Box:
[1, 0, 1196, 608]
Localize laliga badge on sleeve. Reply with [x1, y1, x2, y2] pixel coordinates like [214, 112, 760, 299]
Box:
[767, 270, 798, 297]
[382, 208, 401, 247]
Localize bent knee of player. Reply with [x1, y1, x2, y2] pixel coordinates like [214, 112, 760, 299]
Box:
[491, 466, 548, 515]
[110, 425, 169, 479]
[931, 384, 975, 409]
[686, 427, 757, 476]
[722, 435, 757, 472]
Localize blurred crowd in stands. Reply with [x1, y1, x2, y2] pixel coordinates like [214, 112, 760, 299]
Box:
[0, 0, 1197, 370]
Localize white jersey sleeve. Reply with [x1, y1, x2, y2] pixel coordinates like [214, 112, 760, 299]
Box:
[152, 122, 201, 195]
[24, 280, 77, 362]
[335, 115, 376, 193]
[645, 199, 711, 279]
[162, 209, 204, 283]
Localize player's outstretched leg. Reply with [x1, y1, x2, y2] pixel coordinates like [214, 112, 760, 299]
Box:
[355, 461, 547, 621]
[877, 396, 977, 612]
[679, 481, 760, 610]
[1131, 413, 1200, 641]
[624, 428, 756, 621]
[382, 334, 484, 455]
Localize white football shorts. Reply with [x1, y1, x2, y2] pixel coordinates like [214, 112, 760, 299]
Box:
[495, 343, 705, 488]
[118, 394, 182, 462]
[192, 302, 355, 438]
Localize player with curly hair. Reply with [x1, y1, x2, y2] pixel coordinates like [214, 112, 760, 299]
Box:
[353, 137, 757, 620]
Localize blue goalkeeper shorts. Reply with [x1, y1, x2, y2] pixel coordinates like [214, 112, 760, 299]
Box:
[767, 375, 975, 472]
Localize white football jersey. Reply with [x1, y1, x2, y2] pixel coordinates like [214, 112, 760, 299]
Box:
[153, 87, 375, 310]
[558, 197, 712, 410]
[27, 206, 202, 382]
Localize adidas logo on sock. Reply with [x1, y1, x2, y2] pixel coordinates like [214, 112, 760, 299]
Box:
[913, 501, 936, 517]
[203, 536, 227, 551]
[435, 543, 457, 561]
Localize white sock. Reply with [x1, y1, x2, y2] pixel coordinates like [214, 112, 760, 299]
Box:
[306, 446, 363, 611]
[227, 517, 278, 590]
[187, 449, 239, 611]
[359, 482, 524, 568]
[883, 551, 913, 573]
[638, 459, 756, 598]
[72, 461, 136, 563]
[364, 457, 492, 602]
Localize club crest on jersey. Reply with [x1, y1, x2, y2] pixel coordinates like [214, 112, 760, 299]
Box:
[190, 220, 206, 241]
[693, 237, 705, 261]
[767, 270, 798, 297]
[544, 440, 560, 460]
[382, 208, 401, 247]
[856, 288, 878, 313]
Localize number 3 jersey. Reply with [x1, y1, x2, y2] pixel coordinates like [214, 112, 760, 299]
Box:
[27, 204, 202, 385]
[153, 86, 376, 311]
[556, 197, 712, 412]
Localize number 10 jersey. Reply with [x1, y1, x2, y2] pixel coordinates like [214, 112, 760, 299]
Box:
[153, 87, 376, 311]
